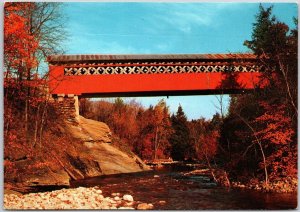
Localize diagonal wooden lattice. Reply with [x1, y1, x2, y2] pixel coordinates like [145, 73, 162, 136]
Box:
[63, 61, 259, 76]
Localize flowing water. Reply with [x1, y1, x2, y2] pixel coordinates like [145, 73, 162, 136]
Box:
[71, 164, 297, 210]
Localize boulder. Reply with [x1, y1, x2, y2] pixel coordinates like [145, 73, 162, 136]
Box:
[118, 207, 135, 210]
[137, 203, 154, 210]
[122, 194, 134, 202]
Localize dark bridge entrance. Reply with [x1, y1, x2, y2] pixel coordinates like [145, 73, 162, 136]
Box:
[47, 53, 261, 121]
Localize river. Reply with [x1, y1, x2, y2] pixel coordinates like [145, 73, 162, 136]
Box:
[71, 164, 297, 210]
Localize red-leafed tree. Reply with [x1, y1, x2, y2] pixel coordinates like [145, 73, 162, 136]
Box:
[253, 102, 296, 181]
[189, 118, 219, 162]
[244, 5, 297, 185]
[136, 100, 173, 160]
[4, 3, 39, 77]
[218, 5, 297, 189]
[197, 130, 219, 162]
[4, 2, 66, 146]
[4, 2, 67, 188]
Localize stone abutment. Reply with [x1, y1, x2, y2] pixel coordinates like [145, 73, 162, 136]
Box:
[51, 94, 79, 123]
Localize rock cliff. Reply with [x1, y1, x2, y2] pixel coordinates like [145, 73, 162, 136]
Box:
[4, 116, 150, 193]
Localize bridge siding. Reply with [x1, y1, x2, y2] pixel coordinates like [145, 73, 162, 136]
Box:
[48, 54, 261, 122]
[49, 65, 260, 96]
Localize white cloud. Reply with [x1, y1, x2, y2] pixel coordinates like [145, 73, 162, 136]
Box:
[66, 33, 153, 54]
[146, 3, 241, 34]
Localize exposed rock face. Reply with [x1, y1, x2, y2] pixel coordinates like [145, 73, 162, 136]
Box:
[65, 116, 150, 176]
[65, 116, 112, 143]
[5, 116, 149, 192]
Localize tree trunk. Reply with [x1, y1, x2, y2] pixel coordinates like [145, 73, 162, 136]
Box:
[235, 112, 269, 186]
[257, 141, 269, 185]
[38, 97, 49, 146]
[33, 104, 41, 147]
[277, 58, 298, 115]
[154, 126, 159, 160]
[25, 67, 31, 142]
[204, 151, 218, 183]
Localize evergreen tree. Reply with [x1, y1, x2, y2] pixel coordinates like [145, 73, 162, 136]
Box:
[218, 5, 297, 186]
[169, 105, 193, 161]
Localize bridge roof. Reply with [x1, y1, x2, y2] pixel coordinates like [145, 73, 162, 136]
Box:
[47, 53, 256, 64]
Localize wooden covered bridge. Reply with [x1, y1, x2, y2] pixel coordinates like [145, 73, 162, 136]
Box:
[47, 53, 261, 121]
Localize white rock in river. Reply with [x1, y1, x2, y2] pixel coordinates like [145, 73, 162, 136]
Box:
[118, 206, 135, 210]
[122, 194, 134, 202]
[125, 202, 133, 206]
[95, 189, 102, 194]
[137, 203, 154, 210]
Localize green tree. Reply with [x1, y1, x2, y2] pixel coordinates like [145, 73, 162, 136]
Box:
[244, 4, 297, 118]
[169, 105, 193, 161]
[218, 5, 297, 187]
[244, 4, 297, 183]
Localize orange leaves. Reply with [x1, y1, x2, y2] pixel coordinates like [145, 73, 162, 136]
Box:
[198, 130, 219, 161]
[4, 2, 39, 72]
[138, 100, 173, 160]
[252, 100, 297, 180]
[254, 102, 294, 145]
[189, 118, 219, 161]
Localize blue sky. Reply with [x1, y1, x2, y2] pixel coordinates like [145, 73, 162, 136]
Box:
[62, 2, 297, 120]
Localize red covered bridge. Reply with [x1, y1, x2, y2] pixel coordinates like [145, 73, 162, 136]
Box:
[47, 53, 261, 121]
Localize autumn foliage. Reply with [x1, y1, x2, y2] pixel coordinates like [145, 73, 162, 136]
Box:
[4, 2, 68, 190]
[4, 3, 39, 72]
[3, 2, 297, 193]
[216, 5, 297, 190]
[80, 98, 174, 160]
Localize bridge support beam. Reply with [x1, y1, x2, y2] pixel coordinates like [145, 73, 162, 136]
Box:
[51, 94, 79, 123]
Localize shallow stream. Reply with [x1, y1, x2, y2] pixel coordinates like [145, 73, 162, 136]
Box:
[71, 164, 297, 210]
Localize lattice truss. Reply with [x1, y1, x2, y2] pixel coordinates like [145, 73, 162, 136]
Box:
[64, 61, 259, 76]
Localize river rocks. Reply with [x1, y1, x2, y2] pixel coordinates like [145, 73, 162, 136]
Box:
[232, 182, 246, 188]
[159, 200, 166, 205]
[123, 194, 134, 202]
[137, 203, 154, 210]
[3, 187, 144, 210]
[118, 206, 135, 209]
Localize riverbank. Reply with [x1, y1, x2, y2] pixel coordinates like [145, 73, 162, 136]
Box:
[4, 186, 154, 210]
[4, 166, 297, 210]
[231, 177, 298, 193]
[184, 169, 298, 193]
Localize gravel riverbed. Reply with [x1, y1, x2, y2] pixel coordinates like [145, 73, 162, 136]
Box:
[4, 186, 153, 210]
